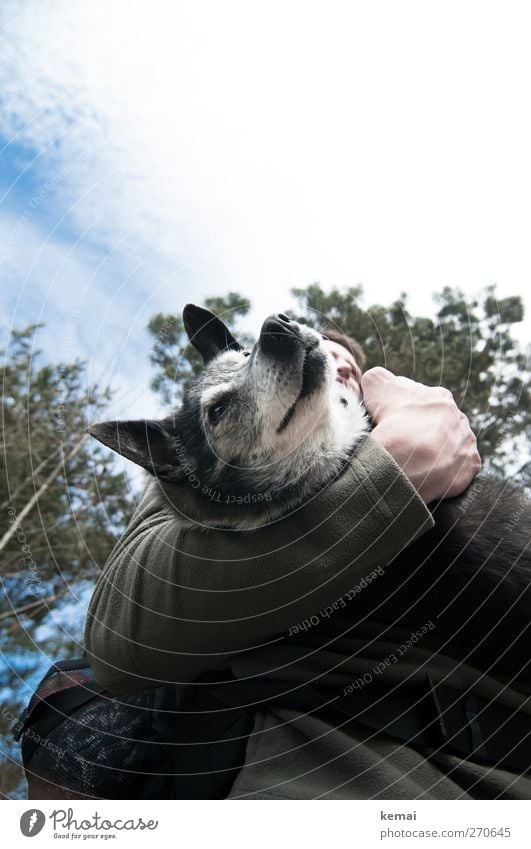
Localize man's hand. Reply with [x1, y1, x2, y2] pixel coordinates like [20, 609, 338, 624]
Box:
[361, 367, 482, 504]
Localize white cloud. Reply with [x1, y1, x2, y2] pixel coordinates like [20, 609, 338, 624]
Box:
[1, 0, 530, 346]
[0, 207, 160, 428]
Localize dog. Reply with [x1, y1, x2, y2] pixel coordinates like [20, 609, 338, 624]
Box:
[89, 304, 530, 685]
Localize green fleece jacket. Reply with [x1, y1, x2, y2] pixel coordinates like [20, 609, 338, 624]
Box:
[84, 436, 531, 799]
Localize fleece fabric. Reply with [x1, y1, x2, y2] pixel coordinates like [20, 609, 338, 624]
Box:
[84, 436, 531, 799]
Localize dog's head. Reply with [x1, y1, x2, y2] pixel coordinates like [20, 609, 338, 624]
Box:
[89, 305, 367, 526]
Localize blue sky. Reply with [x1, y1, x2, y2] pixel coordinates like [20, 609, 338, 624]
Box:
[0, 119, 165, 421]
[1, 0, 530, 430]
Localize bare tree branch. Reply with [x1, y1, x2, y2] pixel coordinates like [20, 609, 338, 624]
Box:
[0, 594, 58, 622]
[0, 435, 88, 556]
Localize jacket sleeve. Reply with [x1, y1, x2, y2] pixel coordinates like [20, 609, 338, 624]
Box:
[84, 436, 434, 693]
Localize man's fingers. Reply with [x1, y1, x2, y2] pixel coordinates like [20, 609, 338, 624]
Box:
[361, 367, 395, 387]
[361, 368, 395, 419]
[362, 367, 420, 419]
[365, 369, 482, 503]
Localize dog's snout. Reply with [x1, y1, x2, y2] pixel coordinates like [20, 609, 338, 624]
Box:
[259, 313, 300, 358]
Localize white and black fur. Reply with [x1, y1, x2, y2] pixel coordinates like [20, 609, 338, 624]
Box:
[90, 305, 530, 686]
[90, 306, 368, 528]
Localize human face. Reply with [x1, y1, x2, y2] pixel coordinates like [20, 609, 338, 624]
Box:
[323, 340, 362, 396]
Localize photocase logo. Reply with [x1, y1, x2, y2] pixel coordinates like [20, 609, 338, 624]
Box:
[20, 809, 46, 837]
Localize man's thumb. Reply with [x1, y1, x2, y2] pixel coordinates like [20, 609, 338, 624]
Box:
[361, 367, 395, 420]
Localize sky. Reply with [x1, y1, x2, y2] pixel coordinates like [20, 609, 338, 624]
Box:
[1, 0, 530, 424]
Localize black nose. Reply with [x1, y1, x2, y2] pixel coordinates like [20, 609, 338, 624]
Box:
[259, 313, 300, 357]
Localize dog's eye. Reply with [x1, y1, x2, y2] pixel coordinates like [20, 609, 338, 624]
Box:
[208, 402, 229, 425]
[243, 351, 251, 357]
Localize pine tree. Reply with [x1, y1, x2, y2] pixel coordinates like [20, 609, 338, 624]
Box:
[0, 325, 131, 797]
[146, 285, 529, 483]
[290, 284, 530, 484]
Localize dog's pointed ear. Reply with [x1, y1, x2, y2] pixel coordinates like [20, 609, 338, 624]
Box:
[88, 419, 184, 481]
[183, 304, 242, 363]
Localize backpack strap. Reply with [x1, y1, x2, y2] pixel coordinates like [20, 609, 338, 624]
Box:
[149, 676, 255, 799]
[204, 672, 531, 775]
[13, 654, 105, 764]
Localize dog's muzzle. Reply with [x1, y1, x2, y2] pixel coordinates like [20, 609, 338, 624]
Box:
[259, 313, 303, 359]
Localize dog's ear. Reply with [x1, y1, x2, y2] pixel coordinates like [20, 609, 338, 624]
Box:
[183, 304, 242, 363]
[88, 419, 184, 481]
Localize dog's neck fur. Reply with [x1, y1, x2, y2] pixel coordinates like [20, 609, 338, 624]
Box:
[157, 405, 368, 530]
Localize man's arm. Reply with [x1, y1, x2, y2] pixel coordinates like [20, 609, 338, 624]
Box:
[85, 371, 481, 694]
[84, 436, 433, 693]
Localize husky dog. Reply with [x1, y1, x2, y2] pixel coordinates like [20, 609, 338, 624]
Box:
[90, 305, 530, 684]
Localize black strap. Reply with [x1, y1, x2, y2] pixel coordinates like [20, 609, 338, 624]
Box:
[154, 684, 255, 799]
[16, 654, 531, 792]
[203, 673, 531, 775]
[13, 656, 96, 744]
[16, 684, 106, 761]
